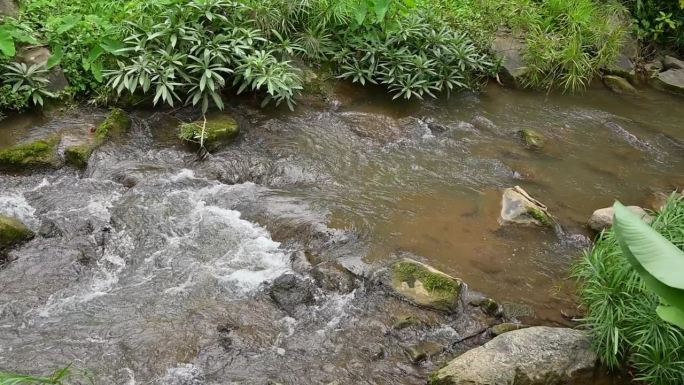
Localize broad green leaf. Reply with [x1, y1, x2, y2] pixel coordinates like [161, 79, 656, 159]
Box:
[354, 5, 368, 26]
[656, 305, 684, 328]
[55, 15, 81, 34]
[374, 0, 392, 22]
[613, 202, 684, 289]
[0, 29, 15, 57]
[46, 46, 63, 69]
[91, 59, 103, 82]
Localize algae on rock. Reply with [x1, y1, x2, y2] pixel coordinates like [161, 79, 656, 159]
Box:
[390, 258, 463, 312]
[0, 136, 61, 170]
[179, 114, 240, 151]
[0, 215, 34, 252]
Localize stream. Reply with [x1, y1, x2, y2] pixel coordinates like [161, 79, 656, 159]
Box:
[0, 82, 683, 384]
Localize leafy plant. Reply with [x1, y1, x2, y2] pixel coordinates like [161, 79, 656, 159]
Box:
[1, 62, 56, 107]
[574, 194, 684, 385]
[613, 201, 684, 329]
[0, 366, 72, 385]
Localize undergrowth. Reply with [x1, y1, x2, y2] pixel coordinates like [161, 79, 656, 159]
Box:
[573, 194, 684, 385]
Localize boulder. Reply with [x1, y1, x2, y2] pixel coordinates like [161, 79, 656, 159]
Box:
[269, 274, 316, 316]
[0, 215, 34, 253]
[663, 56, 684, 70]
[390, 258, 463, 313]
[0, 0, 18, 18]
[311, 260, 357, 294]
[429, 327, 598, 385]
[519, 129, 545, 150]
[63, 108, 131, 169]
[0, 135, 61, 171]
[500, 186, 552, 227]
[17, 47, 68, 93]
[588, 205, 652, 232]
[603, 37, 637, 82]
[603, 75, 637, 94]
[491, 33, 527, 87]
[653, 69, 684, 95]
[179, 114, 239, 151]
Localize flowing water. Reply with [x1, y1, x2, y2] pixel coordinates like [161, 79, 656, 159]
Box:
[0, 83, 682, 384]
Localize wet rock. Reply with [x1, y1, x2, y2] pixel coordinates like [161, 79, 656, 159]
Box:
[490, 322, 529, 336]
[588, 205, 652, 232]
[362, 343, 385, 360]
[0, 0, 18, 18]
[501, 301, 535, 319]
[161, 364, 205, 385]
[663, 55, 684, 70]
[312, 260, 357, 294]
[491, 33, 527, 86]
[290, 250, 313, 274]
[0, 215, 34, 253]
[269, 274, 316, 316]
[0, 135, 61, 171]
[38, 219, 62, 238]
[429, 327, 598, 385]
[603, 75, 637, 94]
[390, 258, 463, 313]
[470, 116, 498, 134]
[500, 186, 552, 227]
[518, 129, 545, 150]
[179, 113, 239, 151]
[645, 191, 683, 212]
[392, 314, 423, 330]
[405, 341, 443, 363]
[653, 69, 684, 95]
[644, 60, 663, 76]
[63, 109, 131, 169]
[471, 297, 502, 317]
[17, 47, 68, 92]
[339, 111, 404, 143]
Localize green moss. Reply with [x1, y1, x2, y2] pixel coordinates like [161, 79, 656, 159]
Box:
[179, 114, 239, 151]
[519, 129, 545, 150]
[95, 108, 131, 144]
[528, 206, 552, 227]
[393, 261, 461, 296]
[392, 315, 422, 330]
[64, 145, 93, 169]
[0, 136, 60, 170]
[0, 215, 34, 251]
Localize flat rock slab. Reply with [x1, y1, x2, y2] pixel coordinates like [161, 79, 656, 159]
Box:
[491, 34, 527, 86]
[588, 205, 651, 232]
[654, 69, 684, 95]
[430, 327, 598, 385]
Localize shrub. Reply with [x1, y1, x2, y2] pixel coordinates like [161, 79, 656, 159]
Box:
[628, 0, 684, 55]
[573, 195, 684, 385]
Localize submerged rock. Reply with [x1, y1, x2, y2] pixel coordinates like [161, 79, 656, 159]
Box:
[588, 205, 652, 232]
[0, 136, 61, 171]
[491, 33, 527, 86]
[654, 69, 684, 95]
[405, 341, 443, 363]
[603, 75, 637, 94]
[500, 186, 552, 227]
[269, 274, 316, 316]
[179, 114, 239, 151]
[0, 215, 34, 254]
[311, 260, 357, 294]
[390, 258, 463, 313]
[429, 327, 598, 385]
[519, 129, 546, 150]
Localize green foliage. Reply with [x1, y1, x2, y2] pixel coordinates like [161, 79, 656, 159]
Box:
[573, 194, 684, 385]
[613, 201, 684, 328]
[2, 62, 55, 107]
[504, 0, 629, 92]
[629, 0, 684, 53]
[0, 365, 92, 385]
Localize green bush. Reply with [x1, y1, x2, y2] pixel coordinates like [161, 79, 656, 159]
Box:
[573, 195, 684, 385]
[628, 0, 684, 54]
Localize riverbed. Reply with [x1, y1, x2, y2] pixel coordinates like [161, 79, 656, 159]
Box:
[0, 82, 682, 384]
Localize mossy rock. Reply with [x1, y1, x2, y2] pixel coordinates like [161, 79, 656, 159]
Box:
[64, 144, 94, 169]
[500, 186, 553, 227]
[95, 108, 132, 144]
[392, 315, 423, 330]
[603, 75, 637, 94]
[391, 258, 463, 313]
[519, 129, 545, 150]
[0, 136, 61, 171]
[0, 215, 34, 251]
[179, 114, 240, 151]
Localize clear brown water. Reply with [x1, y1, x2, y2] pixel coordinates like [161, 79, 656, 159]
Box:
[0, 82, 682, 384]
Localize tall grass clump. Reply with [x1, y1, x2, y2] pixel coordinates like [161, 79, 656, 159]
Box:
[503, 0, 629, 92]
[573, 194, 684, 385]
